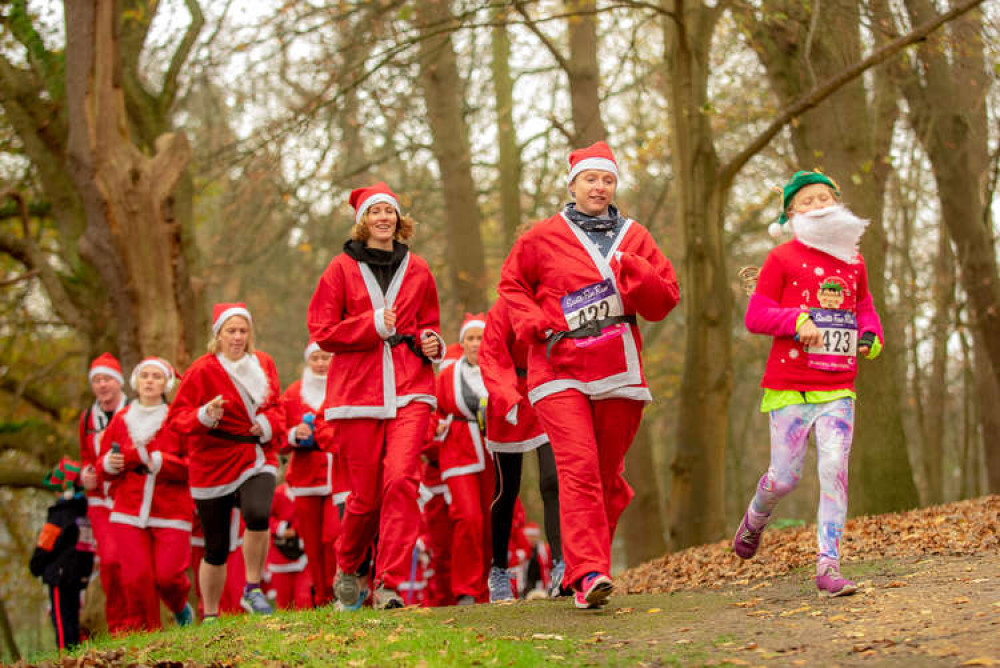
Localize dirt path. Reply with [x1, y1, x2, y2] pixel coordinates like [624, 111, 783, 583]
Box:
[453, 551, 999, 666]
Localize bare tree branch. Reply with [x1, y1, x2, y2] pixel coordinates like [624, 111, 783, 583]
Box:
[159, 0, 205, 113]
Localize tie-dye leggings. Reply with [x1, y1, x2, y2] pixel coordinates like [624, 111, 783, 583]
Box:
[745, 398, 854, 574]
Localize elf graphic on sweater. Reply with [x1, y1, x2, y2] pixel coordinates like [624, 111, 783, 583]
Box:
[732, 171, 884, 599]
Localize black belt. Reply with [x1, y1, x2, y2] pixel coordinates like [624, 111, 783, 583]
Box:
[515, 368, 527, 378]
[208, 428, 260, 445]
[545, 315, 637, 360]
[386, 333, 420, 358]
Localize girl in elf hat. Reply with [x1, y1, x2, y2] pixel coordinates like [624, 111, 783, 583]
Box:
[497, 141, 680, 609]
[307, 181, 445, 610]
[732, 170, 884, 597]
[168, 303, 285, 618]
[278, 341, 339, 606]
[30, 458, 94, 650]
[100, 357, 194, 630]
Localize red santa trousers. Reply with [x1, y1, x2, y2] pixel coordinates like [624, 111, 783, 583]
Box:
[533, 391, 643, 588]
[445, 462, 494, 601]
[293, 494, 338, 606]
[421, 495, 453, 607]
[111, 523, 190, 631]
[88, 505, 128, 633]
[336, 402, 431, 590]
[270, 569, 313, 610]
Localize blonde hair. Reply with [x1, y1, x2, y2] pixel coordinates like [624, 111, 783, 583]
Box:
[350, 209, 416, 243]
[207, 316, 257, 355]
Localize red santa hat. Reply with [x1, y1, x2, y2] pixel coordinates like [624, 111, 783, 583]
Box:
[458, 312, 486, 342]
[349, 182, 401, 226]
[88, 352, 124, 386]
[212, 302, 252, 336]
[129, 356, 178, 393]
[439, 342, 464, 369]
[567, 140, 620, 186]
[304, 341, 322, 362]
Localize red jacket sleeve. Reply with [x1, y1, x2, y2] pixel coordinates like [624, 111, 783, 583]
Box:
[498, 233, 556, 343]
[167, 361, 214, 439]
[307, 258, 383, 353]
[614, 225, 680, 321]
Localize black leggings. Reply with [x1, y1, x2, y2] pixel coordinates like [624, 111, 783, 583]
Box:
[491, 443, 562, 568]
[195, 473, 275, 566]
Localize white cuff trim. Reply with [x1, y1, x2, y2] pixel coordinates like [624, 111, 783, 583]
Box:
[505, 405, 519, 425]
[421, 329, 446, 363]
[374, 308, 396, 339]
[256, 415, 273, 443]
[198, 404, 219, 428]
[276, 520, 288, 537]
[287, 427, 298, 446]
[102, 456, 122, 476]
[148, 451, 163, 475]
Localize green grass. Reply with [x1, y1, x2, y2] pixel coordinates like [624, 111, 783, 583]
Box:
[33, 592, 731, 667]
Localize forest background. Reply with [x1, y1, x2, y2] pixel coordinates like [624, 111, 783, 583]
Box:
[0, 0, 996, 658]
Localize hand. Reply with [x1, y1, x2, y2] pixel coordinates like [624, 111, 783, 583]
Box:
[435, 420, 447, 437]
[859, 345, 870, 356]
[205, 395, 226, 421]
[295, 423, 311, 441]
[282, 528, 297, 539]
[421, 332, 440, 358]
[107, 452, 125, 472]
[797, 319, 823, 348]
[81, 466, 98, 491]
[249, 423, 263, 436]
[383, 307, 397, 331]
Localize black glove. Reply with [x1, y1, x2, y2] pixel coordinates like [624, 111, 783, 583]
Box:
[859, 331, 876, 350]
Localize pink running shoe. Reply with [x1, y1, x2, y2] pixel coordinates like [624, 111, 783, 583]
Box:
[573, 572, 613, 609]
[816, 571, 857, 598]
[731, 511, 764, 559]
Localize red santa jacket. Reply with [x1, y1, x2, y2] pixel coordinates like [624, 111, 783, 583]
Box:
[78, 395, 128, 509]
[306, 248, 445, 421]
[280, 379, 334, 497]
[267, 484, 308, 574]
[313, 416, 351, 506]
[167, 352, 283, 500]
[498, 213, 679, 404]
[434, 358, 487, 481]
[99, 404, 193, 531]
[480, 299, 548, 453]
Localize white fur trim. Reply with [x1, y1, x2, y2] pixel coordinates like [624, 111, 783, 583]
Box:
[373, 308, 396, 339]
[568, 157, 619, 186]
[255, 415, 273, 443]
[212, 307, 252, 336]
[300, 368, 326, 412]
[124, 403, 168, 448]
[303, 342, 322, 362]
[354, 193, 399, 225]
[505, 405, 518, 425]
[148, 451, 163, 475]
[197, 404, 218, 428]
[89, 365, 124, 386]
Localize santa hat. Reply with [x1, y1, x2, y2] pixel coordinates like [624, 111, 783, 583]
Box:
[349, 182, 401, 226]
[212, 302, 252, 336]
[42, 457, 82, 492]
[88, 353, 124, 386]
[304, 341, 322, 362]
[459, 312, 486, 342]
[130, 357, 177, 393]
[567, 141, 620, 186]
[769, 170, 841, 238]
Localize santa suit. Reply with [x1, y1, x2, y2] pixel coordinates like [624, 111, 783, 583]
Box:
[190, 509, 246, 616]
[77, 395, 128, 633]
[418, 437, 453, 607]
[434, 357, 493, 601]
[266, 485, 312, 610]
[167, 351, 283, 501]
[498, 212, 679, 588]
[307, 243, 444, 590]
[99, 404, 192, 631]
[280, 375, 338, 605]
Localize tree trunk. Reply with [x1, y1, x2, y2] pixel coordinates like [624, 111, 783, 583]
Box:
[415, 0, 488, 316]
[63, 0, 196, 369]
[664, 2, 733, 549]
[491, 7, 523, 250]
[621, 420, 668, 566]
[564, 0, 609, 145]
[0, 593, 19, 663]
[972, 329, 1000, 494]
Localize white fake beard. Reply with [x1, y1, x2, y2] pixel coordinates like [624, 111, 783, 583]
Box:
[789, 204, 869, 264]
[219, 353, 270, 406]
[300, 368, 327, 412]
[124, 403, 168, 448]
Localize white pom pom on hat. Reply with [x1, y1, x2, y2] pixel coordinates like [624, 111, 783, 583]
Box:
[768, 222, 785, 239]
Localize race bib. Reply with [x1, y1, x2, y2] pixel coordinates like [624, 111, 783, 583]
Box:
[560, 279, 625, 348]
[805, 308, 858, 372]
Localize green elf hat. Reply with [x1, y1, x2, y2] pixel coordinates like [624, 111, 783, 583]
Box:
[769, 170, 841, 238]
[42, 457, 82, 492]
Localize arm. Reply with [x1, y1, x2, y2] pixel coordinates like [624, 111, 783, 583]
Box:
[497, 234, 552, 343]
[854, 260, 884, 359]
[167, 363, 218, 438]
[744, 252, 805, 337]
[307, 260, 384, 353]
[416, 267, 445, 363]
[614, 227, 680, 321]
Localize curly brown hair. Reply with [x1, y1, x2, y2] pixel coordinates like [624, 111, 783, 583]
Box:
[350, 209, 416, 243]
